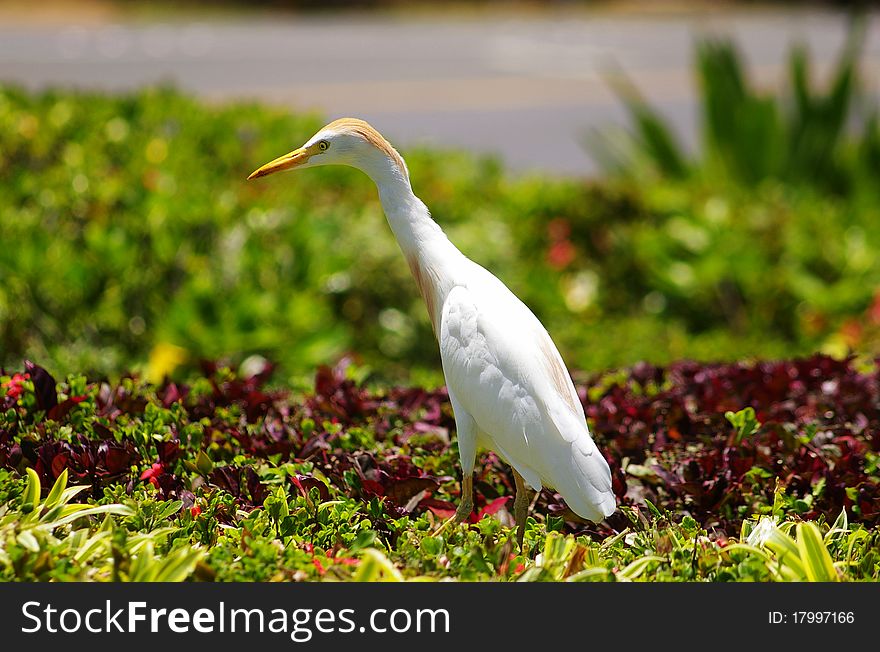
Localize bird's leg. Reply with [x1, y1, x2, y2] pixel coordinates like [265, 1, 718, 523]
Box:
[435, 392, 476, 537]
[512, 468, 531, 551]
[432, 473, 473, 536]
[454, 472, 474, 522]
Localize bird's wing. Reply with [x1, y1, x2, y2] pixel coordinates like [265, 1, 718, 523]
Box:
[439, 277, 615, 521]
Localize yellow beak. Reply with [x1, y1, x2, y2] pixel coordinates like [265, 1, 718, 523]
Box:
[247, 146, 311, 180]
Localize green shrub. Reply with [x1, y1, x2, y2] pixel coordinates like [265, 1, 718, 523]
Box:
[593, 22, 879, 195]
[2, 71, 880, 383]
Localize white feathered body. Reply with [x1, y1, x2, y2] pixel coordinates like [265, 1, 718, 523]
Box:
[436, 257, 616, 522]
[375, 177, 615, 523]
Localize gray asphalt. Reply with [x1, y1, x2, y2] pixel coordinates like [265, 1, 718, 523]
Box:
[1, 7, 878, 175]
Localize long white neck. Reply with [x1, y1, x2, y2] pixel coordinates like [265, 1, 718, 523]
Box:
[364, 158, 468, 334]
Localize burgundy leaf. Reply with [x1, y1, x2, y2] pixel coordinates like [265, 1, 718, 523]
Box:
[385, 477, 438, 509]
[291, 474, 330, 502]
[48, 395, 87, 421]
[476, 496, 510, 518]
[156, 440, 181, 464]
[24, 361, 57, 414]
[51, 453, 70, 479]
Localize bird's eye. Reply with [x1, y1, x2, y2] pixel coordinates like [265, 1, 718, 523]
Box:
[318, 140, 329, 152]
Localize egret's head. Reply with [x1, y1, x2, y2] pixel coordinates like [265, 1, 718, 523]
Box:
[247, 117, 408, 183]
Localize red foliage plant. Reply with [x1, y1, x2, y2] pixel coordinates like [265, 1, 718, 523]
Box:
[1, 355, 877, 539]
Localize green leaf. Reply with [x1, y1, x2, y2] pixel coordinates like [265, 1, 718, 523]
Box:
[38, 504, 134, 530]
[278, 491, 290, 520]
[765, 526, 805, 581]
[420, 536, 444, 557]
[353, 549, 402, 582]
[618, 555, 666, 580]
[43, 468, 69, 510]
[349, 529, 377, 553]
[725, 407, 760, 443]
[156, 500, 184, 522]
[644, 499, 663, 519]
[566, 567, 614, 582]
[828, 509, 848, 540]
[16, 530, 41, 553]
[153, 546, 205, 582]
[58, 485, 91, 505]
[73, 531, 113, 563]
[541, 531, 574, 568]
[195, 450, 214, 476]
[594, 70, 690, 180]
[279, 515, 297, 538]
[129, 542, 156, 581]
[796, 523, 838, 582]
[22, 467, 41, 513]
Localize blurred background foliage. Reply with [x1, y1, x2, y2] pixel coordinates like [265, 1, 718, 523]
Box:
[2, 27, 880, 387]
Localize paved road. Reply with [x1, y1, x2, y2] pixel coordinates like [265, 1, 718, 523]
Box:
[1, 7, 878, 175]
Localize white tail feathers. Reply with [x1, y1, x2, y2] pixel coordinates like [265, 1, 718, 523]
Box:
[560, 435, 617, 521]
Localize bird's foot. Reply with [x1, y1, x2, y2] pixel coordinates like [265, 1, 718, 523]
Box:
[432, 497, 474, 537]
[432, 474, 474, 538]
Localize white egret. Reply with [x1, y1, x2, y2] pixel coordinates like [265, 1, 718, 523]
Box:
[248, 118, 616, 548]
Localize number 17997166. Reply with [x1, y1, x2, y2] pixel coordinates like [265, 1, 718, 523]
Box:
[768, 611, 855, 624]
